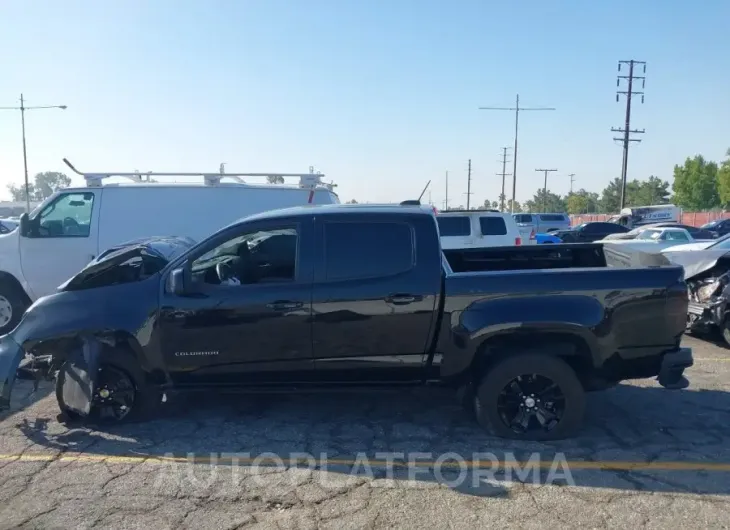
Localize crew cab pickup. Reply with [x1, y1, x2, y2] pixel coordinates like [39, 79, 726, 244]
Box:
[0, 204, 692, 440]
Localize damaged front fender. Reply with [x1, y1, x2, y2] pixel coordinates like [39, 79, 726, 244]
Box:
[0, 335, 25, 410]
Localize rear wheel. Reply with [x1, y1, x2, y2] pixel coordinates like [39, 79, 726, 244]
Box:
[474, 354, 586, 440]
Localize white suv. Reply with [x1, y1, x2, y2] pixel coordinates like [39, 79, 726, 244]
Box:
[436, 209, 533, 250]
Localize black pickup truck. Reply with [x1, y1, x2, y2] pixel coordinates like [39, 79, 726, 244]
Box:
[0, 204, 692, 440]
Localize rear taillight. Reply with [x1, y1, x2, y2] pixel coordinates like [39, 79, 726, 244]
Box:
[515, 237, 522, 246]
[530, 229, 536, 240]
[432, 206, 439, 215]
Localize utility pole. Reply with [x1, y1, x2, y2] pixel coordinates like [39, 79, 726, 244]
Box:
[568, 173, 576, 193]
[0, 94, 67, 213]
[535, 168, 558, 212]
[444, 171, 449, 211]
[497, 147, 512, 212]
[479, 94, 556, 213]
[465, 159, 472, 210]
[611, 60, 646, 210]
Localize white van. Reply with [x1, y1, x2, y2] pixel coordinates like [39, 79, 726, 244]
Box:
[0, 161, 339, 332]
[436, 209, 530, 250]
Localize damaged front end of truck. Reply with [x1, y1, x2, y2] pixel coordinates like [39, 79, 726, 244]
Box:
[0, 236, 194, 413]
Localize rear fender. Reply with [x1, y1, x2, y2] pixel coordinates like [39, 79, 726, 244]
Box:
[438, 295, 604, 380]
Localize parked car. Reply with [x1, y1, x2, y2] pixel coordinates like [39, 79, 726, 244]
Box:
[603, 222, 716, 241]
[512, 213, 571, 236]
[662, 236, 730, 345]
[535, 233, 563, 244]
[700, 219, 730, 239]
[0, 219, 19, 234]
[552, 222, 630, 242]
[0, 160, 340, 334]
[0, 204, 693, 440]
[601, 227, 714, 256]
[437, 209, 531, 249]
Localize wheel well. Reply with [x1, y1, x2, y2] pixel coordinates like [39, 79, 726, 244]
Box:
[0, 272, 32, 306]
[471, 332, 594, 386]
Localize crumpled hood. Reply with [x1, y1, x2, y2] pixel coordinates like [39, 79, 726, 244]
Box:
[661, 248, 730, 280]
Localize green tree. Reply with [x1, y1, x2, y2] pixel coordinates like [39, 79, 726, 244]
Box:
[716, 149, 730, 208]
[7, 171, 71, 202]
[633, 176, 671, 205]
[565, 189, 600, 214]
[346, 199, 358, 204]
[672, 155, 720, 210]
[506, 199, 522, 213]
[266, 175, 285, 184]
[524, 189, 566, 213]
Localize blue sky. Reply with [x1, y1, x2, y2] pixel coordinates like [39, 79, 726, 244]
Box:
[1, 0, 728, 207]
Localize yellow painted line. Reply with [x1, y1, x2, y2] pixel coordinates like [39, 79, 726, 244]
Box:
[1, 453, 730, 471]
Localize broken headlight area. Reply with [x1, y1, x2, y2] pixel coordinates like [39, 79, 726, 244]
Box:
[687, 270, 730, 331]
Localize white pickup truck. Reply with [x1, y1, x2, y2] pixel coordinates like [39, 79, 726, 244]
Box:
[601, 227, 714, 253]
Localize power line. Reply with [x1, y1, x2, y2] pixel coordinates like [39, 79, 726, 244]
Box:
[535, 168, 558, 213]
[479, 94, 556, 213]
[497, 147, 512, 212]
[611, 60, 646, 210]
[568, 173, 576, 193]
[465, 159, 472, 210]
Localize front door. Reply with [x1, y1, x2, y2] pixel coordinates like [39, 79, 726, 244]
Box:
[19, 191, 100, 299]
[158, 219, 315, 387]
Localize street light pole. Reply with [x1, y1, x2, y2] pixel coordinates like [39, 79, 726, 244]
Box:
[1, 94, 68, 213]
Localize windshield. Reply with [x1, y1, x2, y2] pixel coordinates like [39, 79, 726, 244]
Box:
[637, 229, 662, 240]
[707, 233, 730, 249]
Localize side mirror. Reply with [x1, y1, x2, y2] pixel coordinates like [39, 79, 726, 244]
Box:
[169, 267, 187, 295]
[19, 213, 30, 237]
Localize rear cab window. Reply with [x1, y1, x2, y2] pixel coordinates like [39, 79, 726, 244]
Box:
[436, 216, 471, 237]
[479, 216, 507, 236]
[324, 221, 414, 280]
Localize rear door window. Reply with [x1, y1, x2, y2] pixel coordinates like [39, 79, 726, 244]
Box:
[324, 221, 414, 280]
[436, 216, 471, 236]
[513, 214, 533, 223]
[479, 216, 507, 236]
[538, 214, 566, 222]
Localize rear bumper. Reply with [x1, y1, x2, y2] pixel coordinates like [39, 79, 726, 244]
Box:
[657, 347, 693, 389]
[0, 335, 25, 411]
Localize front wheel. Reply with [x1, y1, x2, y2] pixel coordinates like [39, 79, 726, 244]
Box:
[0, 283, 30, 335]
[474, 354, 586, 440]
[56, 352, 158, 424]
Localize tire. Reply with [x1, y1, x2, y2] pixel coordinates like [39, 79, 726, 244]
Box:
[721, 318, 730, 348]
[474, 354, 586, 441]
[0, 282, 30, 335]
[56, 348, 159, 425]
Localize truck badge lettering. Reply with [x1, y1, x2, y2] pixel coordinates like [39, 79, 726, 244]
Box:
[174, 351, 220, 357]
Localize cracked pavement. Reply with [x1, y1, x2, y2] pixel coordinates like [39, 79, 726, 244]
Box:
[1, 335, 730, 529]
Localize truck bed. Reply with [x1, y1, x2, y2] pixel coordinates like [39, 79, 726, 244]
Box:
[443, 243, 672, 273]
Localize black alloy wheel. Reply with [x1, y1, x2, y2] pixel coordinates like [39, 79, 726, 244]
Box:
[496, 374, 565, 435]
[91, 365, 137, 421]
[475, 354, 586, 440]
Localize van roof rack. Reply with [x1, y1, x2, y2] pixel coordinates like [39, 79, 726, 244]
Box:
[62, 158, 335, 191]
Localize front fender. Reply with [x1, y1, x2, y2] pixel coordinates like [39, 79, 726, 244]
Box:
[0, 280, 157, 411]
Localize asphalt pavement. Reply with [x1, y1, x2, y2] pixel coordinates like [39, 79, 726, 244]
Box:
[1, 335, 730, 529]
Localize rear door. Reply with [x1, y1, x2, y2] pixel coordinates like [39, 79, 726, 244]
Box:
[478, 215, 517, 246]
[311, 213, 441, 382]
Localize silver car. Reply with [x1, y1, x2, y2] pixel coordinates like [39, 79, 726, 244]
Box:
[512, 213, 571, 235]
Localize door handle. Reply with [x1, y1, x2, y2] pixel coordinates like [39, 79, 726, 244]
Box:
[266, 301, 303, 311]
[386, 294, 421, 305]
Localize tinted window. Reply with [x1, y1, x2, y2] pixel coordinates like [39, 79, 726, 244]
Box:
[436, 216, 471, 236]
[539, 214, 566, 222]
[583, 223, 627, 234]
[479, 217, 507, 235]
[513, 214, 533, 224]
[325, 221, 414, 280]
